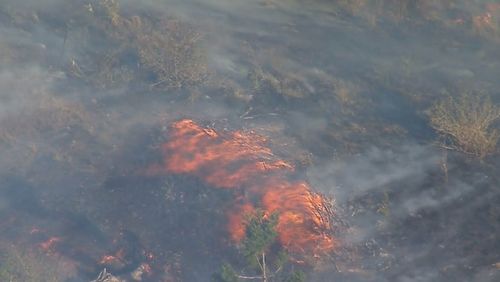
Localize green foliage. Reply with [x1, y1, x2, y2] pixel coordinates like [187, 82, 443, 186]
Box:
[242, 211, 278, 268]
[282, 270, 306, 282]
[212, 263, 238, 282]
[274, 249, 289, 271]
[213, 211, 303, 281]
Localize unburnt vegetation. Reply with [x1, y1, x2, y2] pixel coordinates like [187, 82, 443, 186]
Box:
[1, 0, 500, 281]
[429, 93, 500, 158]
[59, 0, 209, 90]
[212, 212, 303, 282]
[0, 244, 74, 282]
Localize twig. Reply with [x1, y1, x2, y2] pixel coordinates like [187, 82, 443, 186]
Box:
[436, 144, 476, 155]
[262, 252, 267, 282]
[237, 274, 264, 280]
[240, 107, 253, 118]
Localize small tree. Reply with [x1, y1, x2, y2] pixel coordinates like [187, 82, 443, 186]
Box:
[211, 263, 238, 282]
[213, 211, 305, 282]
[282, 271, 306, 282]
[241, 211, 279, 277]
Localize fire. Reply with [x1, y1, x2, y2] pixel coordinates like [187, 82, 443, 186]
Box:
[473, 12, 494, 30]
[99, 248, 126, 265]
[30, 227, 42, 234]
[144, 251, 155, 261]
[260, 180, 335, 254]
[227, 201, 255, 242]
[148, 119, 293, 189]
[39, 236, 62, 252]
[473, 3, 500, 33]
[99, 255, 119, 265]
[149, 119, 337, 258]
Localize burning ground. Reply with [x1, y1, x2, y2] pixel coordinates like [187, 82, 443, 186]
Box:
[1, 0, 500, 281]
[147, 119, 338, 258]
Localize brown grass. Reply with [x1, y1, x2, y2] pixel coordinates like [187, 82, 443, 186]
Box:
[0, 245, 74, 282]
[135, 19, 208, 89]
[0, 95, 94, 172]
[429, 93, 500, 158]
[89, 0, 208, 89]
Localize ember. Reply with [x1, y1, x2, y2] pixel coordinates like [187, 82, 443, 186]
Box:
[30, 227, 42, 234]
[99, 255, 120, 265]
[99, 248, 126, 265]
[149, 119, 337, 258]
[39, 236, 62, 252]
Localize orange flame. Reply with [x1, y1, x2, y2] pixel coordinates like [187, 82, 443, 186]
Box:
[39, 236, 62, 252]
[30, 227, 42, 234]
[99, 248, 126, 265]
[473, 3, 500, 32]
[227, 201, 255, 242]
[99, 255, 119, 265]
[148, 119, 293, 189]
[260, 179, 335, 254]
[149, 119, 336, 257]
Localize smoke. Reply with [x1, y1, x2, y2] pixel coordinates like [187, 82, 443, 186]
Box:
[308, 144, 499, 281]
[1, 0, 500, 281]
[309, 145, 439, 200]
[148, 119, 336, 257]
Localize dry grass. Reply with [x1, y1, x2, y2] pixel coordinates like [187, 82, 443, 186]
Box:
[0, 245, 74, 282]
[0, 95, 95, 173]
[0, 96, 91, 142]
[135, 19, 208, 89]
[329, 0, 467, 25]
[0, 43, 15, 66]
[429, 93, 500, 158]
[248, 61, 321, 101]
[83, 0, 208, 89]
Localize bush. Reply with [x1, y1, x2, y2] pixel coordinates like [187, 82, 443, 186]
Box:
[211, 263, 238, 282]
[63, 0, 208, 90]
[428, 93, 500, 158]
[135, 18, 208, 89]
